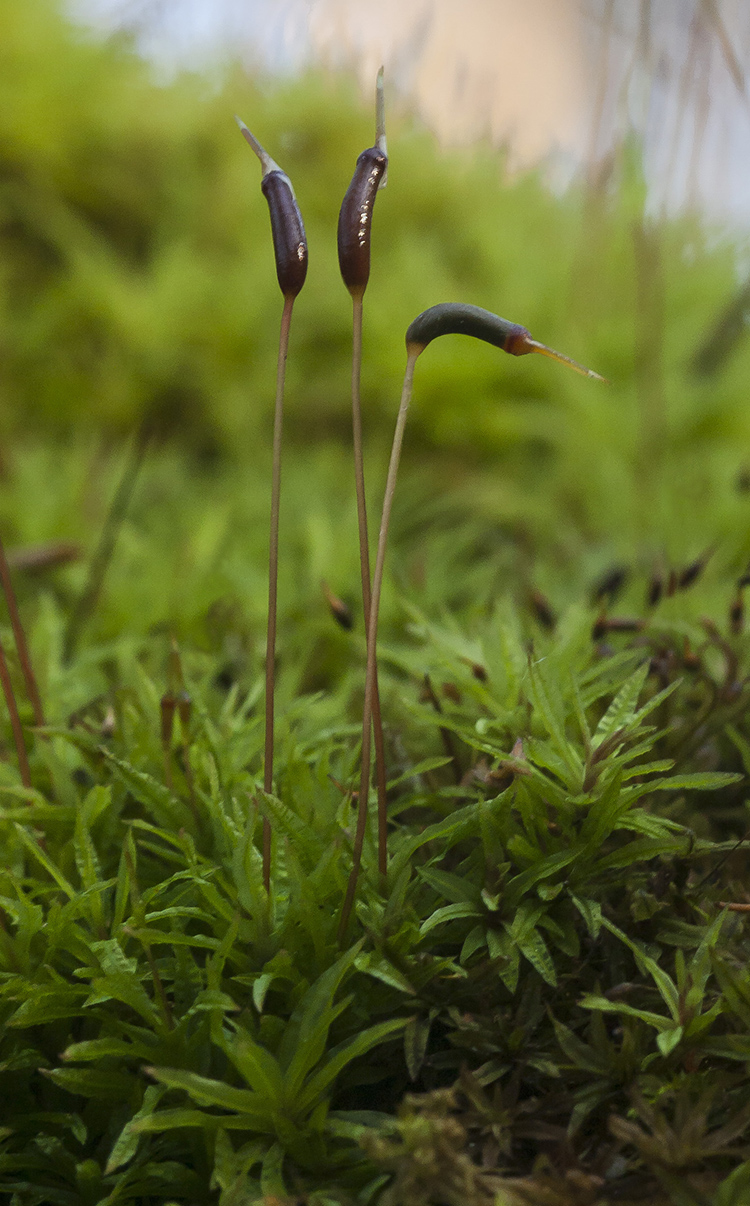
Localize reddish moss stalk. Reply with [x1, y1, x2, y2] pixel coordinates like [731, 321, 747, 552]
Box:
[337, 70, 390, 880]
[236, 116, 308, 893]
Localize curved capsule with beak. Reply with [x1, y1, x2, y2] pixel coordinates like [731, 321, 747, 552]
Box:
[406, 303, 530, 354]
[406, 302, 607, 380]
[235, 116, 308, 299]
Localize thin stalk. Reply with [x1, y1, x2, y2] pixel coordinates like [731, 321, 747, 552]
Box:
[263, 293, 295, 892]
[0, 536, 44, 726]
[339, 348, 419, 943]
[351, 292, 389, 878]
[0, 633, 31, 787]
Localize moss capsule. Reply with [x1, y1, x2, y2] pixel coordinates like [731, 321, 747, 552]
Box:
[236, 116, 307, 299]
[406, 303, 530, 354]
[405, 302, 607, 380]
[260, 170, 307, 298]
[338, 146, 388, 295]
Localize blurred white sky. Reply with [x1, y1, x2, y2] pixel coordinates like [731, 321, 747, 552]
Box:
[72, 0, 750, 227]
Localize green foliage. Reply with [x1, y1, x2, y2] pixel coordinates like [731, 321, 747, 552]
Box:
[2, 558, 750, 1201]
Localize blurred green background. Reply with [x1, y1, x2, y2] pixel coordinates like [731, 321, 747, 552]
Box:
[3, 0, 750, 661]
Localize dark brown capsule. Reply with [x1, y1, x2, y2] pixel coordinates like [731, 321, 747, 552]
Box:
[592, 565, 629, 603]
[236, 117, 307, 300]
[459, 656, 488, 681]
[646, 573, 663, 607]
[322, 580, 354, 630]
[682, 639, 701, 670]
[529, 588, 556, 630]
[677, 561, 701, 590]
[337, 146, 388, 296]
[261, 171, 308, 299]
[677, 548, 712, 591]
[592, 616, 646, 640]
[406, 304, 533, 355]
